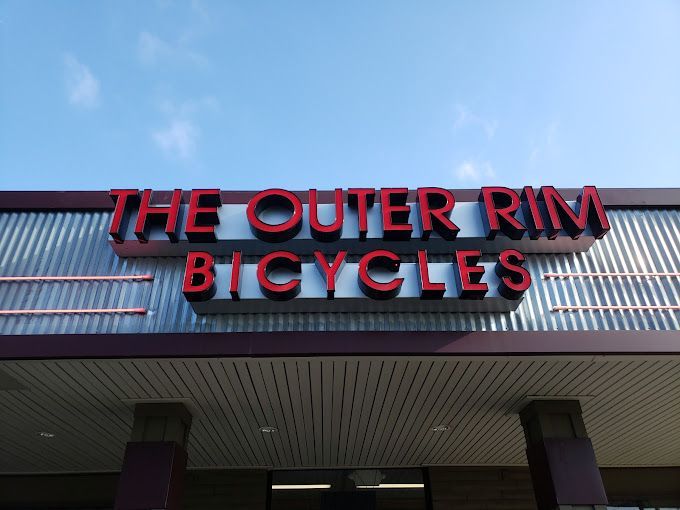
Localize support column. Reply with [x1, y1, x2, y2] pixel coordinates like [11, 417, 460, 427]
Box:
[519, 400, 607, 510]
[114, 403, 192, 510]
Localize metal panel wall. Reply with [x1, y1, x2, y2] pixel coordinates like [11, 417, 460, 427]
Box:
[0, 209, 679, 334]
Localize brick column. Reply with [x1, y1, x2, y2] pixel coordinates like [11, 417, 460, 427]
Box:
[519, 400, 608, 510]
[114, 403, 192, 510]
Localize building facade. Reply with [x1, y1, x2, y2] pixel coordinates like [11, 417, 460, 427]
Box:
[0, 188, 679, 510]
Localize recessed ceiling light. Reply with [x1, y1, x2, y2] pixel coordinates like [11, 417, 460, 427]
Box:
[431, 425, 450, 432]
[38, 431, 55, 438]
[259, 426, 278, 433]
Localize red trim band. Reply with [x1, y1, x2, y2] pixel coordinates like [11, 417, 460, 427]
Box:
[545, 272, 680, 279]
[0, 275, 154, 282]
[0, 308, 147, 315]
[553, 305, 680, 312]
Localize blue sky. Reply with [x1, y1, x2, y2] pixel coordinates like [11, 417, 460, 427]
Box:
[1, 0, 679, 190]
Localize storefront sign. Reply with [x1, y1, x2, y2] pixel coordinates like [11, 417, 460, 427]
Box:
[107, 186, 610, 314]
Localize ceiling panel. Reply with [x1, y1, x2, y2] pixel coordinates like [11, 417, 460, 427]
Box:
[0, 355, 679, 473]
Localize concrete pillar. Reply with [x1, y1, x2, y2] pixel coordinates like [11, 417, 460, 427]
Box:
[114, 403, 192, 510]
[519, 400, 608, 510]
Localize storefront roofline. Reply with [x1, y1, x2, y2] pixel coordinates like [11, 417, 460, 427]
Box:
[1, 188, 680, 211]
[1, 331, 680, 360]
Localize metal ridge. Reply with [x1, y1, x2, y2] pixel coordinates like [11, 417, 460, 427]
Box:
[1, 188, 680, 210]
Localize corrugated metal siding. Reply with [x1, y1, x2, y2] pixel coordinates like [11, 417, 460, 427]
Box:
[0, 209, 679, 334]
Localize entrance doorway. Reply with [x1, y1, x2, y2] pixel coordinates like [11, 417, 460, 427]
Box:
[269, 468, 428, 510]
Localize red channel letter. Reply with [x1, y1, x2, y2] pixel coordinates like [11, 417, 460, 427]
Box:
[314, 251, 347, 299]
[479, 187, 526, 240]
[309, 189, 344, 242]
[229, 251, 243, 301]
[185, 189, 222, 242]
[416, 187, 459, 241]
[109, 189, 140, 243]
[417, 250, 446, 299]
[381, 188, 413, 241]
[182, 251, 216, 302]
[347, 188, 376, 241]
[257, 251, 302, 301]
[454, 250, 488, 299]
[495, 249, 532, 300]
[539, 186, 610, 239]
[134, 189, 183, 242]
[358, 249, 404, 300]
[520, 186, 545, 239]
[247, 189, 303, 242]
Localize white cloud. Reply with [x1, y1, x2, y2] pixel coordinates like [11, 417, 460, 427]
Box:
[529, 121, 560, 166]
[453, 104, 498, 140]
[63, 54, 100, 109]
[455, 160, 496, 182]
[159, 96, 219, 117]
[138, 31, 208, 67]
[138, 32, 169, 64]
[153, 119, 199, 159]
[150, 97, 218, 159]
